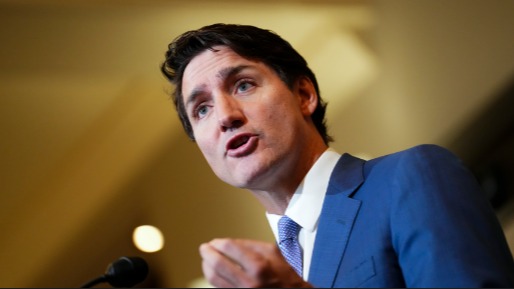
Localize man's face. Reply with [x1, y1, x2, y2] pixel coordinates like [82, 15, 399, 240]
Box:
[181, 46, 315, 190]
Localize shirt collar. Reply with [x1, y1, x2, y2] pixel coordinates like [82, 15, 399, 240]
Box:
[267, 148, 341, 237]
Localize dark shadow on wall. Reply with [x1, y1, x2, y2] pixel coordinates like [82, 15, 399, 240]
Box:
[447, 75, 514, 211]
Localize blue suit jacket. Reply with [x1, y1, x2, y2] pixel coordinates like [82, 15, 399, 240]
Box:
[308, 144, 514, 287]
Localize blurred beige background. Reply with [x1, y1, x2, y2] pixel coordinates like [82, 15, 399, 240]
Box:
[1, 0, 513, 287]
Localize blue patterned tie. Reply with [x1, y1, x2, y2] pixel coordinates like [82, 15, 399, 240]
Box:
[278, 216, 303, 277]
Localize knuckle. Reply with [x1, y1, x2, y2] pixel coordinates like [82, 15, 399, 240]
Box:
[211, 255, 225, 268]
[242, 279, 262, 288]
[247, 257, 272, 279]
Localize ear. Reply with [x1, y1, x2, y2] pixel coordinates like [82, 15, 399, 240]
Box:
[296, 76, 318, 117]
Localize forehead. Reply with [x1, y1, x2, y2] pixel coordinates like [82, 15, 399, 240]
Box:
[181, 46, 277, 105]
[183, 46, 253, 84]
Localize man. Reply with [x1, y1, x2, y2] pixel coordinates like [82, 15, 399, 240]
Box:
[161, 23, 514, 287]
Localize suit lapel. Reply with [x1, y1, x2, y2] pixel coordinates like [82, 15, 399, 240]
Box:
[308, 153, 365, 288]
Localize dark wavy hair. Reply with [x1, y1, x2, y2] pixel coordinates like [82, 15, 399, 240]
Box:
[161, 23, 333, 144]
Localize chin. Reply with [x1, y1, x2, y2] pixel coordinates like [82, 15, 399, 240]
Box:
[223, 176, 254, 190]
[218, 157, 278, 189]
[220, 170, 263, 190]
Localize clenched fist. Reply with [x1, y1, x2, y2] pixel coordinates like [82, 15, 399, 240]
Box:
[199, 238, 313, 288]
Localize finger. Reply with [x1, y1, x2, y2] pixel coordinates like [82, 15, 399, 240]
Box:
[209, 238, 281, 267]
[208, 239, 285, 283]
[201, 259, 233, 288]
[208, 239, 305, 287]
[209, 238, 272, 258]
[200, 242, 240, 287]
[199, 242, 253, 287]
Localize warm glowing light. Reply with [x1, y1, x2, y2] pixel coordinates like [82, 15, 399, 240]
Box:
[133, 225, 164, 253]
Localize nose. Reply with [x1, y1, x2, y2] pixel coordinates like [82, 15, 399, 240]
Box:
[216, 95, 245, 132]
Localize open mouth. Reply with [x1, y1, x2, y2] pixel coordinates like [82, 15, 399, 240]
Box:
[229, 135, 250, 150]
[226, 134, 258, 157]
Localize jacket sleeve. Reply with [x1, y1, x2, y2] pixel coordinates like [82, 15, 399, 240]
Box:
[389, 144, 514, 287]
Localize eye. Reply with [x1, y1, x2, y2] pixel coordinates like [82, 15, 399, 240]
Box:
[194, 104, 210, 119]
[235, 80, 255, 94]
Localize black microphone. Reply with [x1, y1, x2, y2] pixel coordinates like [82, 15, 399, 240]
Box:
[80, 256, 149, 288]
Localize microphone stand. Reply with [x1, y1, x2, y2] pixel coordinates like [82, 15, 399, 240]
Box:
[80, 275, 107, 288]
[78, 256, 148, 288]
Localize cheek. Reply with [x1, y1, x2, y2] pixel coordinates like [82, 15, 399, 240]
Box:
[261, 99, 298, 127]
[196, 135, 216, 158]
[195, 127, 223, 169]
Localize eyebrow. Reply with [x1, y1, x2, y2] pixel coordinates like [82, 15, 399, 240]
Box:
[185, 85, 206, 110]
[216, 65, 251, 80]
[185, 65, 252, 108]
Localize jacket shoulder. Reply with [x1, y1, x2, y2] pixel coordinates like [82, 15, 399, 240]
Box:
[364, 144, 460, 174]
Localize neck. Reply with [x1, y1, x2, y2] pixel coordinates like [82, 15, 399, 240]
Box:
[250, 139, 328, 215]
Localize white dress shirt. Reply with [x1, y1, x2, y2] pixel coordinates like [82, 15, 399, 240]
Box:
[266, 148, 341, 280]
